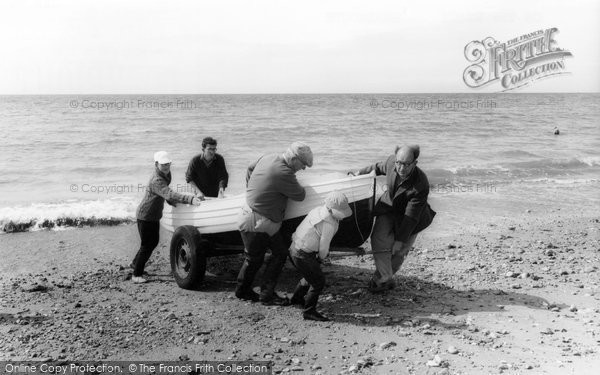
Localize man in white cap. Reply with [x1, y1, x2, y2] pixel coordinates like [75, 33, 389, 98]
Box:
[131, 151, 202, 283]
[236, 141, 313, 305]
[289, 191, 353, 321]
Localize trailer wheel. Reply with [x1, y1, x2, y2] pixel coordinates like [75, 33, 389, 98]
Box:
[170, 226, 207, 289]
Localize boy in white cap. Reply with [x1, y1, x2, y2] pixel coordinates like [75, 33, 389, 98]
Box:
[289, 191, 353, 321]
[131, 151, 202, 283]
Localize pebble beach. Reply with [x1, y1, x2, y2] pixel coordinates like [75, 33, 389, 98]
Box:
[1, 179, 598, 374]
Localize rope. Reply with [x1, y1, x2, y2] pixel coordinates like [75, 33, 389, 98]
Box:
[349, 174, 366, 245]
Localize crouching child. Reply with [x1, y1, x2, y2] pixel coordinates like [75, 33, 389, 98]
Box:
[289, 191, 352, 321]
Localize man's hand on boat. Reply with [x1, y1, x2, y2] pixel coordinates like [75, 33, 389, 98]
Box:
[218, 187, 225, 199]
[191, 195, 203, 206]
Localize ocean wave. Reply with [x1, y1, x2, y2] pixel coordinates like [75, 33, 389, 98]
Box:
[510, 157, 599, 170]
[525, 177, 599, 185]
[497, 150, 541, 158]
[426, 156, 600, 184]
[577, 156, 600, 167]
[0, 199, 136, 233]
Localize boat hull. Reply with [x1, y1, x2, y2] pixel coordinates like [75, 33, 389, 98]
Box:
[161, 173, 376, 252]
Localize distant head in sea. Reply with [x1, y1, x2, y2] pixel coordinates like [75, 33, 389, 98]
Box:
[154, 150, 172, 174]
[394, 144, 419, 181]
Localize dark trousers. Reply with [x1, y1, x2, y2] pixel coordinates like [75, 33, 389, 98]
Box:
[132, 220, 160, 277]
[290, 248, 326, 313]
[236, 230, 288, 300]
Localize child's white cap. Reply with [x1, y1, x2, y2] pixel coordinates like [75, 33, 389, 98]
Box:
[325, 191, 352, 219]
[154, 151, 171, 164]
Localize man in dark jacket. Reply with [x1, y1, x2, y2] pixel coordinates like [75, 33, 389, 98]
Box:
[352, 145, 436, 292]
[186, 137, 229, 199]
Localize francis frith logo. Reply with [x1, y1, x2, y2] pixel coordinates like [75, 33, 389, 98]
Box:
[463, 27, 572, 91]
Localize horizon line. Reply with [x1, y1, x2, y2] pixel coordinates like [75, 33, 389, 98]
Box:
[0, 91, 598, 96]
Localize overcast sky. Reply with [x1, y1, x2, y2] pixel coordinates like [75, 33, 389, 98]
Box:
[0, 0, 598, 94]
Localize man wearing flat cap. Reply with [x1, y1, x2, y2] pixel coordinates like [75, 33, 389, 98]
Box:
[351, 145, 436, 293]
[236, 142, 313, 305]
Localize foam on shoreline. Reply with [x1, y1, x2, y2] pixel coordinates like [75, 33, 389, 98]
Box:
[1, 177, 597, 234]
[0, 199, 136, 233]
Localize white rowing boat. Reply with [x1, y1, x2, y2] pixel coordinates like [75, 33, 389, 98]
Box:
[160, 172, 375, 234]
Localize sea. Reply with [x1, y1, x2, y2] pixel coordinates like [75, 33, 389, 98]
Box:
[1, 93, 599, 233]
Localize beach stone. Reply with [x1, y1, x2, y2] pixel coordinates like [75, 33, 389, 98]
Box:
[20, 282, 48, 293]
[447, 346, 459, 354]
[164, 313, 177, 320]
[193, 337, 208, 344]
[426, 355, 448, 368]
[249, 312, 265, 322]
[359, 356, 375, 368]
[569, 305, 578, 312]
[379, 341, 397, 350]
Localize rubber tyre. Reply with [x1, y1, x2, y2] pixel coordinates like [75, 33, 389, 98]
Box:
[170, 225, 206, 289]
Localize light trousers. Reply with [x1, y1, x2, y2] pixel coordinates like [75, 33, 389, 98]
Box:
[370, 213, 418, 285]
